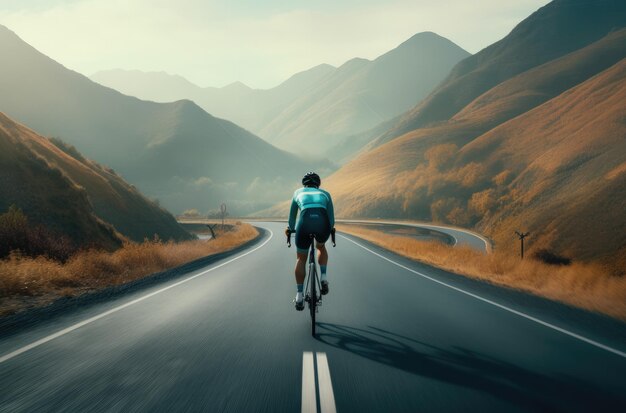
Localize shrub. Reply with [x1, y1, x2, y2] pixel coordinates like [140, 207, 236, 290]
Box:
[425, 144, 457, 171]
[533, 249, 572, 266]
[0, 205, 75, 262]
[49, 137, 87, 163]
[0, 205, 29, 256]
[182, 209, 201, 218]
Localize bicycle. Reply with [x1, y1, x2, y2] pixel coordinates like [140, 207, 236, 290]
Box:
[287, 228, 336, 336]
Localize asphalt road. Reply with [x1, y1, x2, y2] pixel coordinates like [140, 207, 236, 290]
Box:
[1, 222, 625, 412]
[337, 219, 490, 252]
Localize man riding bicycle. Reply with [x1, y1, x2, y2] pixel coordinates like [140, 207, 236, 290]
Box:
[285, 172, 335, 311]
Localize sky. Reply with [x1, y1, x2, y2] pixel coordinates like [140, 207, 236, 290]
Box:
[0, 0, 550, 89]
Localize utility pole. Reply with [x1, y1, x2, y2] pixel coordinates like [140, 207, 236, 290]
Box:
[515, 231, 530, 259]
[220, 203, 227, 229]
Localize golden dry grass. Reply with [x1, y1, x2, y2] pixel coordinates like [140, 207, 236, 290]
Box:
[326, 58, 626, 270]
[0, 223, 258, 316]
[337, 224, 626, 321]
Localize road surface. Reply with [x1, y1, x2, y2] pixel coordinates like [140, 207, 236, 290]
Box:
[337, 219, 490, 252]
[1, 222, 625, 412]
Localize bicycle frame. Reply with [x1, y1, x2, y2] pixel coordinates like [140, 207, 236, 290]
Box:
[303, 234, 321, 335]
[287, 228, 336, 337]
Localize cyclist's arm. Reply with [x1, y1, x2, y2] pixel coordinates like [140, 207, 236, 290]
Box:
[288, 196, 298, 231]
[326, 192, 335, 228]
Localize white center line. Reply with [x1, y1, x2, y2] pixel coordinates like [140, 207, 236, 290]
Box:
[301, 352, 317, 413]
[340, 234, 626, 359]
[0, 230, 274, 364]
[301, 352, 337, 413]
[316, 352, 337, 413]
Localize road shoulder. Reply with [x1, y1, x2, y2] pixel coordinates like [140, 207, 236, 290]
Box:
[338, 230, 626, 358]
[0, 227, 268, 339]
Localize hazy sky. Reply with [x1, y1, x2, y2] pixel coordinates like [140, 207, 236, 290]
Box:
[1, 0, 549, 89]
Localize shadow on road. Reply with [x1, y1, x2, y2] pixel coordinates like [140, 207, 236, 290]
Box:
[315, 322, 622, 411]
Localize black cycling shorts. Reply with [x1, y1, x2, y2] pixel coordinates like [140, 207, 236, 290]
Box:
[295, 208, 331, 253]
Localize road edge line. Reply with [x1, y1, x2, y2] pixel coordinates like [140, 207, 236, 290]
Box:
[340, 234, 626, 359]
[0, 230, 274, 364]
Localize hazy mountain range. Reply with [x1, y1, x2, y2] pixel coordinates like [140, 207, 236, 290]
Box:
[2, 0, 624, 270]
[0, 24, 328, 215]
[324, 0, 626, 268]
[0, 112, 191, 249]
[91, 32, 470, 159]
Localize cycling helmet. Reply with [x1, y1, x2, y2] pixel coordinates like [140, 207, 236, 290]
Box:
[302, 172, 321, 188]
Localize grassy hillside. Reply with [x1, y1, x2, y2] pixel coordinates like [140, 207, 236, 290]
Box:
[0, 25, 322, 215]
[326, 16, 626, 270]
[0, 112, 191, 245]
[459, 59, 626, 264]
[369, 0, 626, 148]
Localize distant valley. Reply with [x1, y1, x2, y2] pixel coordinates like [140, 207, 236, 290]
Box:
[92, 32, 470, 160]
[0, 25, 327, 216]
[1, 0, 624, 271]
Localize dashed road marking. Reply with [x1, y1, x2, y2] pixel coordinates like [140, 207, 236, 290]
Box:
[316, 352, 337, 413]
[302, 352, 337, 413]
[301, 352, 317, 413]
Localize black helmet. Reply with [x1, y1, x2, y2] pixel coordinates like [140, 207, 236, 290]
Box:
[302, 172, 321, 187]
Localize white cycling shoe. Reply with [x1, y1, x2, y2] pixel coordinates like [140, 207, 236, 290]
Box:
[294, 294, 304, 311]
[321, 280, 329, 295]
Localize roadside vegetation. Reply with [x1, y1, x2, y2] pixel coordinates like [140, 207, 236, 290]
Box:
[337, 224, 626, 321]
[0, 207, 258, 316]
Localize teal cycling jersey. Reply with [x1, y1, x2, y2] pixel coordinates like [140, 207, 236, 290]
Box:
[288, 187, 335, 231]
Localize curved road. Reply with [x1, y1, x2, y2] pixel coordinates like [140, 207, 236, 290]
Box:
[1, 222, 625, 412]
[337, 219, 490, 252]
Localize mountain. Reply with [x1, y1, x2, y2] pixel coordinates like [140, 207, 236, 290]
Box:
[91, 33, 469, 159]
[456, 59, 626, 264]
[91, 69, 202, 103]
[0, 112, 191, 249]
[367, 0, 626, 149]
[0, 25, 324, 215]
[260, 32, 469, 155]
[91, 64, 337, 136]
[325, 1, 626, 268]
[323, 116, 400, 164]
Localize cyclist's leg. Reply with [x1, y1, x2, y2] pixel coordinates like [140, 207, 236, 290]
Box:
[293, 251, 307, 310]
[294, 211, 313, 309]
[295, 252, 307, 285]
[316, 243, 328, 267]
[316, 242, 330, 295]
[313, 209, 331, 272]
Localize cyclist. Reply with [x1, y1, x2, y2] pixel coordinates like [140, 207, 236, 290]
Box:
[285, 172, 335, 311]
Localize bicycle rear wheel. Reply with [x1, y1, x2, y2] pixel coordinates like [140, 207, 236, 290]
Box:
[310, 268, 317, 336]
